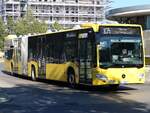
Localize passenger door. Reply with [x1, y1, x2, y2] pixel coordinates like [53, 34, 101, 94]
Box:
[13, 38, 21, 74]
[38, 37, 46, 79]
[78, 29, 94, 84]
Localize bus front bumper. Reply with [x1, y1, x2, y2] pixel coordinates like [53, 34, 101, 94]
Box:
[92, 68, 145, 86]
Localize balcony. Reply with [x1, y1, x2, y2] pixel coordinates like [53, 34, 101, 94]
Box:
[28, 1, 105, 7]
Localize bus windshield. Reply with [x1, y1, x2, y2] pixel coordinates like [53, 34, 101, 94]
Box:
[96, 35, 143, 68]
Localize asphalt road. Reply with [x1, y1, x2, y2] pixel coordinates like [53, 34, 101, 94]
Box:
[0, 64, 150, 113]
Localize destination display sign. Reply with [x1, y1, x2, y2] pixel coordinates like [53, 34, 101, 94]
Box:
[100, 26, 141, 35]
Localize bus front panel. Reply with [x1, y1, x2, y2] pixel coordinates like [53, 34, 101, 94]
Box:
[92, 25, 145, 86]
[92, 67, 145, 86]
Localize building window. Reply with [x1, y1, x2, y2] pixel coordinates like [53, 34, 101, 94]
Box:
[65, 7, 69, 13]
[50, 6, 52, 13]
[56, 7, 59, 13]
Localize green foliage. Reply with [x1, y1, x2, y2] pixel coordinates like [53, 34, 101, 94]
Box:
[0, 10, 48, 50]
[0, 17, 7, 50]
[14, 18, 28, 36]
[51, 21, 65, 31]
[7, 16, 15, 34]
[14, 9, 48, 36]
[0, 18, 6, 37]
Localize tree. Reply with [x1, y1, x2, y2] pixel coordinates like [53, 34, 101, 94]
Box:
[15, 9, 48, 36]
[7, 16, 15, 34]
[32, 20, 48, 33]
[51, 21, 65, 31]
[14, 18, 28, 36]
[0, 10, 48, 50]
[0, 17, 7, 50]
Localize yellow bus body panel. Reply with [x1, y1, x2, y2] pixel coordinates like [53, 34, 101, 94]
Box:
[4, 59, 22, 75]
[93, 67, 145, 86]
[3, 59, 12, 72]
[46, 64, 67, 82]
[28, 61, 39, 78]
[46, 62, 79, 83]
[81, 23, 142, 32]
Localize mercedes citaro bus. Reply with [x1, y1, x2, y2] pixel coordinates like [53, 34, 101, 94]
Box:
[3, 23, 145, 89]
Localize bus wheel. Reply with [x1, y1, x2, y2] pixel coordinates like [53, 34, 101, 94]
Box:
[68, 73, 76, 88]
[109, 84, 119, 90]
[31, 67, 36, 81]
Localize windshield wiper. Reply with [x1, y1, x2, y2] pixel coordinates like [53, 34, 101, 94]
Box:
[100, 63, 114, 69]
[135, 64, 143, 68]
[100, 63, 143, 69]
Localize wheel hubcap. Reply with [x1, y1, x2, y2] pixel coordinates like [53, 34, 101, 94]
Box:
[69, 74, 75, 86]
[31, 70, 35, 79]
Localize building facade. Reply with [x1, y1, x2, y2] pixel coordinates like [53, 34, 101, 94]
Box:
[107, 5, 150, 30]
[0, 0, 2, 15]
[1, 0, 109, 28]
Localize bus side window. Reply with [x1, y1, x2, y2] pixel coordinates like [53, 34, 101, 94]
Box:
[4, 49, 13, 60]
[64, 32, 77, 62]
[4, 51, 8, 59]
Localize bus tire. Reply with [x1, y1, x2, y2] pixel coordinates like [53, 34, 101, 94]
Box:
[31, 66, 36, 81]
[109, 84, 119, 90]
[68, 72, 76, 88]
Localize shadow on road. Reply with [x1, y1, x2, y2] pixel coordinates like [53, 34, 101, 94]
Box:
[2, 70, 138, 93]
[0, 84, 149, 113]
[1, 71, 150, 113]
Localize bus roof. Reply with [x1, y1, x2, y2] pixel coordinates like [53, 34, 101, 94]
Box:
[27, 27, 90, 38]
[24, 23, 142, 38]
[80, 23, 142, 32]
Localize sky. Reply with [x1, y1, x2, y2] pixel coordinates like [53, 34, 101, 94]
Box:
[111, 0, 150, 9]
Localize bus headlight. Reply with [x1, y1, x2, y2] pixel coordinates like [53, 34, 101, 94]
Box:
[138, 73, 144, 79]
[96, 74, 108, 82]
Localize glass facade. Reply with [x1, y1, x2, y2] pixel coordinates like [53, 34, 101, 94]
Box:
[111, 16, 147, 30]
[146, 16, 150, 30]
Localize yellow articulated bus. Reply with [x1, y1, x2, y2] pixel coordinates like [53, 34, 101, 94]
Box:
[4, 23, 145, 89]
